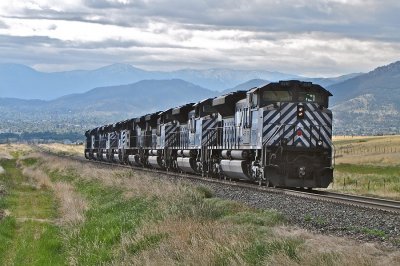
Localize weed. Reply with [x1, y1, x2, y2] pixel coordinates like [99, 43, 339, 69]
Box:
[347, 226, 387, 238]
[304, 214, 312, 222]
[196, 185, 214, 198]
[315, 216, 327, 226]
[361, 228, 386, 238]
[21, 158, 38, 166]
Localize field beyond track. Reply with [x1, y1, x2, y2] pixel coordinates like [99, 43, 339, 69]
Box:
[331, 135, 400, 200]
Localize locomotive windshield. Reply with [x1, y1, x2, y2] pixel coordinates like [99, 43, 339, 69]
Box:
[261, 90, 326, 106]
[262, 91, 292, 102]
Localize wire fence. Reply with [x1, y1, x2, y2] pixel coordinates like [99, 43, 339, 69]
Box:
[336, 145, 399, 156]
[329, 176, 399, 193]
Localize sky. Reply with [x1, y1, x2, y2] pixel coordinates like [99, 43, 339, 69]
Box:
[0, 0, 399, 77]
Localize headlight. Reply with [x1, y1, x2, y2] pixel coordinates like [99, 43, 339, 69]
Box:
[297, 105, 305, 119]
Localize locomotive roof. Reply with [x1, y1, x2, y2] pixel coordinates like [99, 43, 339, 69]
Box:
[160, 108, 173, 116]
[145, 112, 161, 121]
[251, 80, 332, 96]
[212, 90, 247, 117]
[193, 97, 215, 107]
[212, 90, 247, 106]
[172, 103, 194, 115]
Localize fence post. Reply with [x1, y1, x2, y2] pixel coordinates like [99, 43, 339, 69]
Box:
[343, 178, 346, 190]
[368, 180, 370, 191]
[384, 179, 386, 190]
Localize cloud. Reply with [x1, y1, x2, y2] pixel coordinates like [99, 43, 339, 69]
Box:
[47, 24, 57, 30]
[0, 19, 7, 28]
[83, 0, 145, 9]
[0, 0, 399, 76]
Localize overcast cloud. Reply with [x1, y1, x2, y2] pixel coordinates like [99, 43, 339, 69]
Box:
[0, 0, 399, 76]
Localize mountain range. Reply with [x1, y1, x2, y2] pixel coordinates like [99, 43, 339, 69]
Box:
[0, 63, 360, 100]
[1, 61, 400, 139]
[328, 61, 400, 135]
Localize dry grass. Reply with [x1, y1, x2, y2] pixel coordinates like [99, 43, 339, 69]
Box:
[273, 226, 400, 266]
[39, 153, 190, 204]
[38, 143, 84, 157]
[21, 164, 88, 226]
[52, 182, 88, 225]
[0, 144, 33, 159]
[0, 152, 13, 160]
[330, 135, 400, 199]
[117, 218, 251, 265]
[334, 135, 400, 166]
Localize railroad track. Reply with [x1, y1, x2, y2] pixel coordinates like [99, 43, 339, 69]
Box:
[36, 147, 400, 214]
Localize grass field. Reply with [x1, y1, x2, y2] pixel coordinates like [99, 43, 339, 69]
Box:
[1, 144, 399, 265]
[331, 135, 400, 199]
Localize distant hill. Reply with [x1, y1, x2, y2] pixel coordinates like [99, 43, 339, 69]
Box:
[0, 79, 217, 135]
[329, 61, 400, 105]
[329, 61, 400, 135]
[304, 73, 363, 88]
[49, 79, 217, 114]
[0, 63, 156, 100]
[0, 63, 302, 100]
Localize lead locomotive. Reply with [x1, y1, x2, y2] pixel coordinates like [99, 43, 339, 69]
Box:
[84, 80, 334, 188]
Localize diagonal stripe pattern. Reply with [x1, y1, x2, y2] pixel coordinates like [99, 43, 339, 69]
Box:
[263, 102, 333, 148]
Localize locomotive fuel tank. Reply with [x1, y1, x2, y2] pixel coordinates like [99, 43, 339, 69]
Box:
[220, 160, 250, 180]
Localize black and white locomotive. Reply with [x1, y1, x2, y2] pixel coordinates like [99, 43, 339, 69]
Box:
[85, 80, 334, 188]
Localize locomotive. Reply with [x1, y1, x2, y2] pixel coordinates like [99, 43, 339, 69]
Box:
[84, 80, 334, 188]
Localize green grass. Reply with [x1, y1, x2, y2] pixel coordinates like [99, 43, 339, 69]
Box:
[21, 157, 39, 166]
[347, 226, 387, 239]
[0, 217, 17, 264]
[0, 158, 65, 266]
[244, 238, 303, 265]
[48, 170, 156, 265]
[334, 163, 400, 194]
[10, 221, 64, 265]
[128, 233, 168, 255]
[336, 164, 400, 176]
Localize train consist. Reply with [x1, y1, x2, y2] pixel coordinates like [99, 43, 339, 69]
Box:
[84, 80, 334, 188]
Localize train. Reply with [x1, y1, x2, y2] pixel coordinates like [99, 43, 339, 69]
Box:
[84, 80, 334, 188]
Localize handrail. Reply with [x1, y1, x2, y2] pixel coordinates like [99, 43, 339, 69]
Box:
[263, 124, 284, 147]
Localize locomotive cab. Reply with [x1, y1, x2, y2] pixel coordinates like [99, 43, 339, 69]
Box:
[255, 81, 334, 187]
